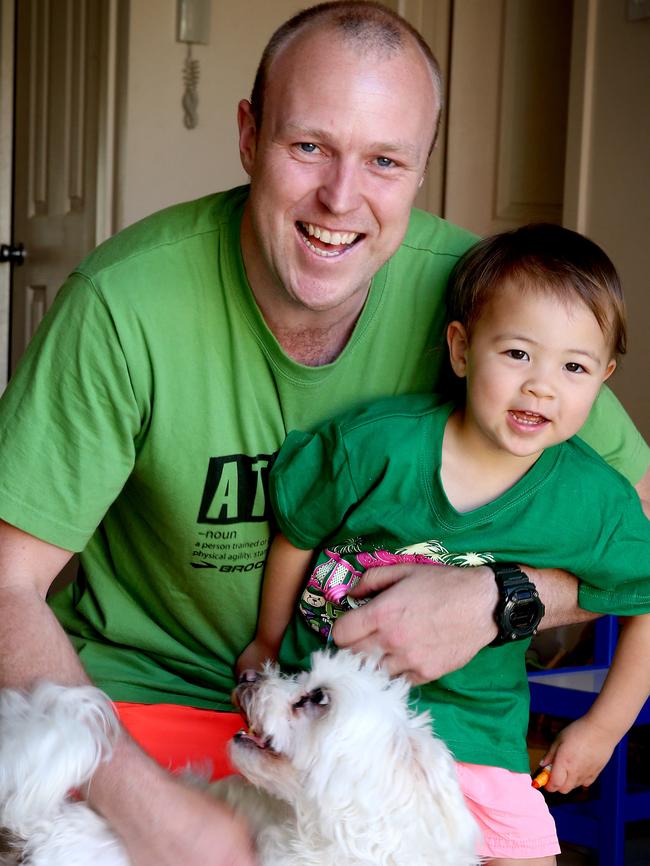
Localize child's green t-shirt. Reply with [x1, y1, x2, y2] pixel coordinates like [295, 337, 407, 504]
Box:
[271, 395, 650, 772]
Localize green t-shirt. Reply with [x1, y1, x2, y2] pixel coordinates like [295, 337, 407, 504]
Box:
[271, 396, 650, 772]
[0, 187, 478, 708]
[0, 186, 647, 711]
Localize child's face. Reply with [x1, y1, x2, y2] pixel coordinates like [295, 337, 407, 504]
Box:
[447, 280, 617, 460]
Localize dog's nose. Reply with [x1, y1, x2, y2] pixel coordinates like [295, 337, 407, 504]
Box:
[238, 668, 259, 685]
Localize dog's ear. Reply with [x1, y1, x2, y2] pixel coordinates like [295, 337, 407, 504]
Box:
[292, 686, 330, 719]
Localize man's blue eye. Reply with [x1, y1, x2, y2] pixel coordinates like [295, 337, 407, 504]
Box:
[298, 143, 318, 153]
[376, 157, 395, 168]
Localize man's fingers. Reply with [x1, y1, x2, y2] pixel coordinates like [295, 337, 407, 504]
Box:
[348, 564, 407, 597]
[331, 602, 378, 648]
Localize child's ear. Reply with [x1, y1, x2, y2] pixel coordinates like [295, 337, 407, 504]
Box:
[602, 358, 617, 382]
[447, 321, 469, 378]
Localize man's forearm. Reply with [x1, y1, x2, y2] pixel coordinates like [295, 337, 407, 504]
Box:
[525, 566, 598, 631]
[0, 583, 91, 688]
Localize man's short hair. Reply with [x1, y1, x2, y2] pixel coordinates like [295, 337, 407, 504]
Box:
[447, 223, 627, 357]
[250, 1, 443, 155]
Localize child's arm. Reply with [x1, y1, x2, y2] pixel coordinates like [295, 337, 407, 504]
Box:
[236, 533, 314, 675]
[541, 612, 650, 793]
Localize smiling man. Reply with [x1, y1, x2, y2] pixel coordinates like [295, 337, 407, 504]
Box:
[0, 3, 648, 865]
[237, 19, 438, 362]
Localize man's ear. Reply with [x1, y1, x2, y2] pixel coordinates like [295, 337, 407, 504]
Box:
[447, 321, 469, 378]
[237, 99, 257, 177]
[603, 358, 617, 382]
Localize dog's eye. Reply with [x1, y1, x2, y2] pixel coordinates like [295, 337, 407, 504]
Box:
[292, 687, 330, 710]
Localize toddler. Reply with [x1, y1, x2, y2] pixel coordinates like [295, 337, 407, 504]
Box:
[239, 223, 650, 865]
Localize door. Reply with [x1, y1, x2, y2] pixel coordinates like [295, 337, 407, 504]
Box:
[7, 0, 124, 380]
[10, 0, 102, 372]
[443, 0, 574, 236]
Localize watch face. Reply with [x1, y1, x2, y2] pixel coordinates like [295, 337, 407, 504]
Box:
[507, 598, 542, 632]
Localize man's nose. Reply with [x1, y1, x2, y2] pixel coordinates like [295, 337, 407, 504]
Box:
[317, 159, 363, 215]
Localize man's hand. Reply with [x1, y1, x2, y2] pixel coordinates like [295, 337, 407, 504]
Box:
[332, 563, 498, 684]
[89, 737, 257, 866]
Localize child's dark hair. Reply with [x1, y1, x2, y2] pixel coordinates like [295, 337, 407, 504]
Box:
[447, 223, 627, 357]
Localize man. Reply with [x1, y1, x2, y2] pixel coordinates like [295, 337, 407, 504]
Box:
[0, 3, 648, 865]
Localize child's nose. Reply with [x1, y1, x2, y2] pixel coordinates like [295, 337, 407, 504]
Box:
[522, 376, 555, 399]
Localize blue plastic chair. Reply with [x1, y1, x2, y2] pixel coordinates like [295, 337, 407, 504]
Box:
[528, 616, 650, 866]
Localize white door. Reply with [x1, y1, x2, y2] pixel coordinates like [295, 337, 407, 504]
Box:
[6, 0, 124, 379]
[444, 0, 574, 236]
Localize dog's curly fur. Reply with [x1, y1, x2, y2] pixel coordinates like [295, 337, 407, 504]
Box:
[0, 651, 478, 865]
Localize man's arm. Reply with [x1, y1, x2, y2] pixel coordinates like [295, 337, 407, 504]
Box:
[332, 562, 593, 684]
[0, 519, 256, 866]
[333, 465, 650, 684]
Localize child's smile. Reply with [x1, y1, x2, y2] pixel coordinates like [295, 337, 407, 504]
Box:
[448, 278, 617, 465]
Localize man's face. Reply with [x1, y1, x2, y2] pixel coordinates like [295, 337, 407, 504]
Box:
[238, 28, 438, 317]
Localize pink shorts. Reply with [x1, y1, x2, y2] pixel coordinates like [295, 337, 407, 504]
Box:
[456, 762, 560, 860]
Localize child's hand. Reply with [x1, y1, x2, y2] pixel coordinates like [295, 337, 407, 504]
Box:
[539, 715, 619, 793]
[236, 639, 278, 677]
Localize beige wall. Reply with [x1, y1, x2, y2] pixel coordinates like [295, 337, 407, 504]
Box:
[580, 3, 650, 439]
[117, 0, 304, 228]
[116, 0, 649, 440]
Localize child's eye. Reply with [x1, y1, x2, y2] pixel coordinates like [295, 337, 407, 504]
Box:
[505, 349, 529, 361]
[565, 362, 586, 374]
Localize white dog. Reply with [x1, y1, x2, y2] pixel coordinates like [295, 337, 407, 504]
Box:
[0, 651, 478, 866]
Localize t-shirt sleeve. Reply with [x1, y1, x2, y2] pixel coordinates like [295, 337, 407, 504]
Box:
[269, 423, 359, 550]
[0, 273, 141, 551]
[578, 385, 650, 485]
[577, 485, 650, 615]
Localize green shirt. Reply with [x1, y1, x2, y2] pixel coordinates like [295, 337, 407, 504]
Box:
[0, 187, 478, 708]
[271, 396, 650, 772]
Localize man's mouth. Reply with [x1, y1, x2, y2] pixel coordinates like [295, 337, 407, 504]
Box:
[297, 221, 362, 257]
[508, 410, 550, 427]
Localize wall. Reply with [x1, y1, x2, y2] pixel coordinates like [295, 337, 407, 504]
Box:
[581, 2, 650, 439]
[117, 0, 304, 228]
[116, 0, 649, 441]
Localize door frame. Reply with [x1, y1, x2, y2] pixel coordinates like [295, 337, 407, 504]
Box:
[0, 0, 15, 390]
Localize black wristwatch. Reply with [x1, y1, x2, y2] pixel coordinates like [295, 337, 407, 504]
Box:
[489, 563, 545, 646]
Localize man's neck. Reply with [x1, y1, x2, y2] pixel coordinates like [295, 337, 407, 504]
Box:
[263, 309, 364, 366]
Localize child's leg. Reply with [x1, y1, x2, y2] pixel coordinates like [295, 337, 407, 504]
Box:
[485, 858, 556, 866]
[455, 763, 560, 862]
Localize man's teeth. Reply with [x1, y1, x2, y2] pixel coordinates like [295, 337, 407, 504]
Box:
[303, 223, 358, 246]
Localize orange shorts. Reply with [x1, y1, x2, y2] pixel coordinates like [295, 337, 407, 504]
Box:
[114, 702, 243, 781]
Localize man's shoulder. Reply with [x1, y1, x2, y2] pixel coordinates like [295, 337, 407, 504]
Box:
[401, 209, 479, 260]
[75, 186, 249, 281]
